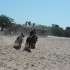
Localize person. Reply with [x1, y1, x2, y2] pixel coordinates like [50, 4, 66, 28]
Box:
[24, 28, 38, 52]
[30, 28, 36, 36]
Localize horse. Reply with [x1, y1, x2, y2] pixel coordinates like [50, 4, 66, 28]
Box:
[13, 33, 24, 49]
[24, 34, 38, 52]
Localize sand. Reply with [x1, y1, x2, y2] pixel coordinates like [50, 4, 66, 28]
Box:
[0, 35, 70, 70]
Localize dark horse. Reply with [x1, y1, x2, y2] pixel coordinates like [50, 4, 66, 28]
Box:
[24, 34, 38, 52]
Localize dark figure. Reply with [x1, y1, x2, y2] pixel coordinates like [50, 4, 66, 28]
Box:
[30, 28, 36, 36]
[24, 29, 38, 52]
[14, 32, 24, 49]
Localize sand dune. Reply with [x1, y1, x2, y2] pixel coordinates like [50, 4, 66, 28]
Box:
[0, 35, 70, 70]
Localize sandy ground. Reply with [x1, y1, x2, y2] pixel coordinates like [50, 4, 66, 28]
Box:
[0, 35, 70, 70]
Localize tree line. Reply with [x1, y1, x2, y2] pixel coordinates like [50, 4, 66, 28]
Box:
[51, 24, 70, 37]
[0, 14, 70, 37]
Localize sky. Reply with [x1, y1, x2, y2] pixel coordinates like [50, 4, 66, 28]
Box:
[0, 0, 70, 29]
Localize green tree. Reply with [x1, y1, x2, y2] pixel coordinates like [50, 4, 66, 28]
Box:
[25, 21, 28, 26]
[28, 21, 31, 26]
[35, 24, 47, 30]
[51, 24, 64, 36]
[0, 14, 15, 31]
[52, 24, 59, 28]
[65, 27, 70, 37]
[32, 23, 36, 27]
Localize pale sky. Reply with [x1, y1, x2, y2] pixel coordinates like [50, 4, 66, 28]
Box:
[0, 0, 70, 28]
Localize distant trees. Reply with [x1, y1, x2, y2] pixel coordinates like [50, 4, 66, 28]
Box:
[0, 14, 70, 37]
[50, 24, 70, 37]
[25, 21, 31, 26]
[0, 14, 15, 31]
[32, 23, 36, 27]
[28, 21, 31, 26]
[51, 24, 64, 36]
[25, 21, 28, 26]
[64, 27, 70, 37]
[25, 21, 36, 27]
[35, 25, 48, 30]
[23, 22, 70, 37]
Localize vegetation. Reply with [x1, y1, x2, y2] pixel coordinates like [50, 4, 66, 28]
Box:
[50, 24, 70, 37]
[25, 21, 36, 27]
[0, 14, 70, 37]
[0, 14, 16, 31]
[65, 27, 70, 37]
[51, 24, 65, 37]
